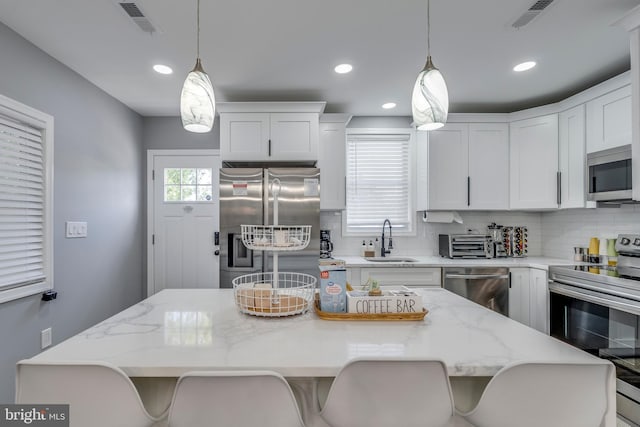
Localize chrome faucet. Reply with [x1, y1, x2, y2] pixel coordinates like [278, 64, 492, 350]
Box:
[381, 219, 393, 257]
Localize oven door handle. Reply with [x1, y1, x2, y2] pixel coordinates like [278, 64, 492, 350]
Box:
[549, 282, 640, 316]
[445, 274, 509, 280]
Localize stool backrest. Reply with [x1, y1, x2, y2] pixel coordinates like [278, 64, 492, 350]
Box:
[320, 359, 455, 427]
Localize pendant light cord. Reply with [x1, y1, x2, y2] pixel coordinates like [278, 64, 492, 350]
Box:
[427, 0, 431, 57]
[197, 0, 201, 59]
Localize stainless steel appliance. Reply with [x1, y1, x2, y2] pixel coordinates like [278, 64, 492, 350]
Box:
[488, 223, 507, 258]
[549, 233, 640, 425]
[439, 234, 493, 259]
[443, 267, 510, 316]
[587, 144, 633, 202]
[219, 167, 320, 288]
[320, 229, 333, 259]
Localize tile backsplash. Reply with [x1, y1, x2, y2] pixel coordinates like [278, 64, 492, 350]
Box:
[541, 204, 640, 259]
[322, 205, 640, 259]
[321, 211, 543, 257]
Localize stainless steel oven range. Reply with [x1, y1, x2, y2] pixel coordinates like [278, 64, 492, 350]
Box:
[549, 234, 640, 426]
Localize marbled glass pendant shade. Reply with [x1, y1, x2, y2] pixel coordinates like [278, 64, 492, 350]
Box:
[411, 56, 448, 130]
[412, 0, 449, 131]
[181, 58, 215, 133]
[180, 0, 215, 133]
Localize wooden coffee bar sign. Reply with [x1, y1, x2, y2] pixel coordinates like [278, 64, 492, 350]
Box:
[346, 290, 423, 314]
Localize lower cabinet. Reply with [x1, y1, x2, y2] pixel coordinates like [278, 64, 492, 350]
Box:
[509, 268, 549, 334]
[346, 267, 442, 289]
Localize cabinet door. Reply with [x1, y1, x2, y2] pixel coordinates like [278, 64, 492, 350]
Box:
[360, 268, 442, 288]
[559, 105, 586, 209]
[529, 269, 549, 334]
[270, 113, 319, 161]
[318, 122, 346, 210]
[428, 124, 469, 210]
[468, 123, 509, 209]
[508, 268, 530, 326]
[509, 115, 559, 209]
[220, 113, 270, 161]
[586, 85, 632, 153]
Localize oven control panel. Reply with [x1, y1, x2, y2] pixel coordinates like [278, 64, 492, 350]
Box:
[616, 234, 640, 254]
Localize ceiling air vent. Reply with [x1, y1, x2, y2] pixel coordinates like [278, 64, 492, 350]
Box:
[512, 0, 556, 29]
[116, 1, 159, 34]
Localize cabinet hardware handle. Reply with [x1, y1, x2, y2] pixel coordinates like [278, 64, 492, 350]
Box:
[344, 176, 347, 207]
[467, 176, 471, 207]
[557, 171, 561, 206]
[268, 139, 272, 157]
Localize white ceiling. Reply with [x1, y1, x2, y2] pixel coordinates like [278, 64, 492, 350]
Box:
[0, 0, 639, 117]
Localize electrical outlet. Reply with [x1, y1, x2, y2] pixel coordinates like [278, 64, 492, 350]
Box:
[41, 328, 52, 349]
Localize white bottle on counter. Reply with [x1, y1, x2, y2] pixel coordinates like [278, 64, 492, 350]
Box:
[361, 240, 366, 257]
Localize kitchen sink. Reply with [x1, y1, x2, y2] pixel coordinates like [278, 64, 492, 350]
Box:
[365, 257, 418, 263]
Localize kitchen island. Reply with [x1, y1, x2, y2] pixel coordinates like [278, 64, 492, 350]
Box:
[28, 288, 614, 424]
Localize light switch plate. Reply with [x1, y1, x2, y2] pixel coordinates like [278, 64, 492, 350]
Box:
[65, 221, 88, 238]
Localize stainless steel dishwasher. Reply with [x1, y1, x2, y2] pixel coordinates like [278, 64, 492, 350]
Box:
[443, 267, 510, 316]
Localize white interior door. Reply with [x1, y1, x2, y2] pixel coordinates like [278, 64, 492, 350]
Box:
[148, 151, 220, 295]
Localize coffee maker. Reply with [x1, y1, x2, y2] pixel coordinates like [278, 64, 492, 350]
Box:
[320, 229, 333, 259]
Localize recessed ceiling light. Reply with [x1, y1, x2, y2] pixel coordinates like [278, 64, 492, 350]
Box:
[382, 102, 397, 109]
[513, 61, 536, 72]
[334, 64, 353, 74]
[153, 64, 173, 75]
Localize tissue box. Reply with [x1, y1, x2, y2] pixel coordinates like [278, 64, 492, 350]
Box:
[347, 289, 423, 314]
[319, 265, 347, 313]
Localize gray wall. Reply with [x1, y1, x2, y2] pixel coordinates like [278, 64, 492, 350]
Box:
[143, 116, 219, 150]
[0, 22, 144, 402]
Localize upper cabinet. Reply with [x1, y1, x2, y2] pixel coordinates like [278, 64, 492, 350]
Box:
[586, 85, 632, 153]
[218, 102, 326, 162]
[510, 114, 559, 209]
[558, 104, 587, 209]
[427, 122, 509, 210]
[318, 114, 351, 210]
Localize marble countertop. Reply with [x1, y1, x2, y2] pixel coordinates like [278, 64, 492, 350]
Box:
[31, 288, 600, 378]
[336, 255, 578, 270]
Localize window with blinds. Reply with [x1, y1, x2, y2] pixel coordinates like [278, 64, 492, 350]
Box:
[345, 133, 412, 234]
[0, 95, 53, 303]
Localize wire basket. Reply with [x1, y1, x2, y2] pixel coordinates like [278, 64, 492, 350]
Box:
[233, 272, 317, 317]
[240, 225, 311, 251]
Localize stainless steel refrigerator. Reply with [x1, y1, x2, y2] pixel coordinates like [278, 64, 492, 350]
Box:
[219, 167, 320, 288]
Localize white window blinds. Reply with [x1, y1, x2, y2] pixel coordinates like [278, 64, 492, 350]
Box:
[0, 114, 46, 291]
[346, 134, 411, 233]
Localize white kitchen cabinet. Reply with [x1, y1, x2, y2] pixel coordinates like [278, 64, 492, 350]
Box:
[558, 104, 587, 209]
[509, 268, 549, 334]
[427, 122, 509, 210]
[586, 85, 632, 153]
[220, 112, 319, 161]
[509, 114, 559, 209]
[509, 268, 530, 326]
[529, 269, 549, 334]
[318, 114, 351, 210]
[347, 267, 442, 288]
[428, 124, 469, 210]
[468, 123, 510, 210]
[218, 102, 325, 162]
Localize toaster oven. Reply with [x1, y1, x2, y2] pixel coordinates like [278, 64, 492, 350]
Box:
[439, 234, 493, 259]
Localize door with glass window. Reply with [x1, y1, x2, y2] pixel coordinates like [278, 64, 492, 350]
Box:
[150, 153, 220, 294]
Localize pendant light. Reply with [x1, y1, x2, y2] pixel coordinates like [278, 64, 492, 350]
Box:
[411, 0, 449, 131]
[180, 0, 215, 133]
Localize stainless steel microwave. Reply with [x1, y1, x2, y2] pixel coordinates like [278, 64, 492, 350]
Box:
[587, 144, 632, 202]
